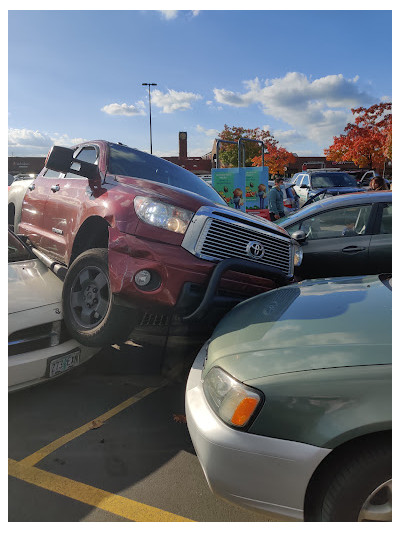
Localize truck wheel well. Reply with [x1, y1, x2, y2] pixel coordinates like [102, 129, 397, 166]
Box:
[70, 216, 110, 266]
[303, 430, 391, 520]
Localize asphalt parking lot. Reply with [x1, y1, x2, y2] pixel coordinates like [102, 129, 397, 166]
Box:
[8, 336, 278, 522]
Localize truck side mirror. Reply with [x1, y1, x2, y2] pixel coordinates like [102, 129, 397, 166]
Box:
[291, 230, 307, 243]
[46, 145, 100, 180]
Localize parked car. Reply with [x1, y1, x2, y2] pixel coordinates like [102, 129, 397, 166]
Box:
[346, 169, 389, 188]
[186, 274, 392, 521]
[277, 191, 391, 279]
[302, 187, 365, 208]
[13, 173, 37, 181]
[8, 230, 98, 392]
[267, 180, 299, 215]
[291, 170, 361, 207]
[200, 174, 212, 185]
[18, 141, 300, 347]
[8, 175, 35, 231]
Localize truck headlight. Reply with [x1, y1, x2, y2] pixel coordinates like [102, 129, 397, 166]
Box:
[294, 244, 303, 266]
[203, 366, 263, 429]
[134, 197, 193, 234]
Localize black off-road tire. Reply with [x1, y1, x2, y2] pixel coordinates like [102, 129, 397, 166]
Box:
[62, 248, 136, 347]
[309, 440, 391, 522]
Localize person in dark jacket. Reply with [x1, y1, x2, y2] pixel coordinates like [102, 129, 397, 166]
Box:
[268, 177, 285, 221]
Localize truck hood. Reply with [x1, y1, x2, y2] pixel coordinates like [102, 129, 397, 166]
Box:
[204, 275, 392, 382]
[115, 175, 289, 236]
[311, 186, 361, 195]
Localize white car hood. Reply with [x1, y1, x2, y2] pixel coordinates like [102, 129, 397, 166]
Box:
[8, 258, 63, 315]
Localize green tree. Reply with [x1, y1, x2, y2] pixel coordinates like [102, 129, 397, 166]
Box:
[217, 125, 278, 167]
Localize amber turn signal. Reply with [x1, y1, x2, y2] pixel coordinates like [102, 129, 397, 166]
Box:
[231, 397, 259, 426]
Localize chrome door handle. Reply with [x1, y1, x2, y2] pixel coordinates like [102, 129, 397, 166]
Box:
[28, 183, 35, 191]
[51, 184, 60, 192]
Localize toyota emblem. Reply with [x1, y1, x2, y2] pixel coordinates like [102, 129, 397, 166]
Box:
[246, 240, 265, 259]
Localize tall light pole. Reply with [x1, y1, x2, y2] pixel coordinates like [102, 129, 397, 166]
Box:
[142, 82, 157, 154]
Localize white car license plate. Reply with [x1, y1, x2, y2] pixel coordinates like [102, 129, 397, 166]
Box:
[48, 350, 80, 377]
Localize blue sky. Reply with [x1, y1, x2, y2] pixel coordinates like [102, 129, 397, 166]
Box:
[8, 7, 393, 159]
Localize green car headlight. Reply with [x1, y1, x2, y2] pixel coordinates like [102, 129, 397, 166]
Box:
[294, 244, 303, 267]
[203, 366, 263, 429]
[134, 196, 193, 234]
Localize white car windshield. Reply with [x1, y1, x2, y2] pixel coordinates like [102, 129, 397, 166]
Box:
[310, 172, 358, 188]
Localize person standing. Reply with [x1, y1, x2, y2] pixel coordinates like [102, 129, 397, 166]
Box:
[268, 177, 285, 221]
[258, 183, 267, 209]
[368, 175, 389, 191]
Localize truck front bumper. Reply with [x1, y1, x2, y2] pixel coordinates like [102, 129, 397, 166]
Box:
[108, 227, 291, 325]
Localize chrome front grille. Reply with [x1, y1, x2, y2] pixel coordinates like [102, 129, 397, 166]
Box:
[181, 207, 293, 276]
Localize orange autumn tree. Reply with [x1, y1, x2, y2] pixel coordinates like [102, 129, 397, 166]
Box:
[324, 103, 392, 172]
[252, 145, 296, 176]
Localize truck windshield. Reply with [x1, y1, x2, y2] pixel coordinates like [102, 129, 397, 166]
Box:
[108, 143, 224, 205]
[310, 172, 358, 188]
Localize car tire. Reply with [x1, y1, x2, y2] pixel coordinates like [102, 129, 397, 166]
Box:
[311, 441, 391, 522]
[62, 248, 136, 347]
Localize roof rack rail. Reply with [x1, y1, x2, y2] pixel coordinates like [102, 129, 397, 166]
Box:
[306, 168, 342, 172]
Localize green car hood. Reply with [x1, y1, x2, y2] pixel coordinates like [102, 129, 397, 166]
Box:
[204, 275, 392, 382]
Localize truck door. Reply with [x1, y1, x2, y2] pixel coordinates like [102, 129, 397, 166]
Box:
[19, 168, 62, 249]
[37, 146, 100, 265]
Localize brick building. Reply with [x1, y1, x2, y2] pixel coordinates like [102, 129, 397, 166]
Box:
[286, 156, 362, 175]
[9, 156, 46, 175]
[8, 132, 213, 177]
[8, 135, 371, 178]
[162, 132, 212, 175]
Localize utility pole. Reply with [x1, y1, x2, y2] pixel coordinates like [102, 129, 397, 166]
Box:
[142, 82, 157, 154]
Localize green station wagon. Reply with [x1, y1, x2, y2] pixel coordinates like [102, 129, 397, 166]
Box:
[185, 274, 392, 521]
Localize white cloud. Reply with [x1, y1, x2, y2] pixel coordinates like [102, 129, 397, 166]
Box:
[213, 72, 375, 151]
[101, 102, 145, 116]
[160, 10, 178, 20]
[8, 128, 52, 149]
[8, 128, 87, 156]
[152, 89, 202, 113]
[272, 129, 307, 145]
[52, 133, 87, 146]
[213, 88, 251, 107]
[196, 125, 219, 137]
[160, 10, 200, 20]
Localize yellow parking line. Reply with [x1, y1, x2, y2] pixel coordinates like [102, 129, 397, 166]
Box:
[8, 459, 193, 522]
[19, 386, 161, 467]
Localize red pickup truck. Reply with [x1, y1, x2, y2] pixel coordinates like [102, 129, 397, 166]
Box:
[18, 140, 300, 347]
